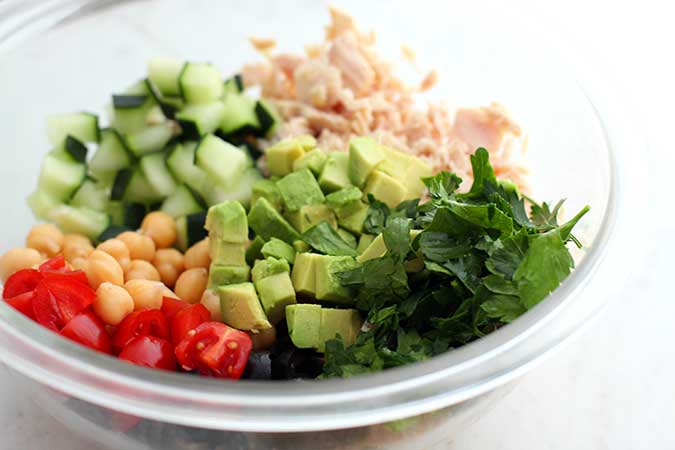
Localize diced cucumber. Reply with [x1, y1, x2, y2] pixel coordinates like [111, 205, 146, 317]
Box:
[147, 58, 185, 97]
[63, 136, 88, 163]
[51, 205, 110, 239]
[124, 168, 163, 205]
[176, 211, 208, 251]
[203, 167, 262, 208]
[109, 201, 146, 229]
[139, 152, 177, 197]
[37, 150, 86, 201]
[98, 225, 133, 243]
[179, 63, 223, 104]
[194, 134, 249, 187]
[166, 142, 209, 195]
[223, 74, 244, 95]
[112, 81, 162, 134]
[70, 179, 110, 211]
[89, 129, 132, 179]
[145, 78, 184, 119]
[110, 169, 132, 201]
[255, 99, 280, 137]
[176, 102, 226, 138]
[219, 93, 260, 135]
[27, 190, 61, 221]
[46, 112, 99, 145]
[126, 122, 175, 156]
[112, 94, 148, 109]
[161, 184, 205, 218]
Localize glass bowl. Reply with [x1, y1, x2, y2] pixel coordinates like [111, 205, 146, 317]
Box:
[0, 1, 642, 449]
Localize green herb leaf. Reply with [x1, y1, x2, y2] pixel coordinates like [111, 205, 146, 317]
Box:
[302, 221, 358, 256]
[480, 295, 526, 323]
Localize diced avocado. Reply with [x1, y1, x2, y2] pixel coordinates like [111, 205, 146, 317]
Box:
[208, 264, 250, 287]
[356, 234, 386, 263]
[291, 252, 320, 297]
[336, 228, 357, 249]
[251, 257, 290, 283]
[285, 204, 337, 233]
[325, 186, 363, 210]
[245, 235, 265, 266]
[314, 255, 357, 304]
[265, 135, 316, 176]
[378, 146, 433, 199]
[292, 148, 328, 175]
[254, 271, 296, 324]
[261, 238, 296, 263]
[217, 282, 271, 331]
[286, 304, 321, 349]
[293, 240, 311, 253]
[317, 308, 362, 352]
[251, 179, 284, 211]
[276, 169, 325, 211]
[356, 234, 376, 255]
[348, 137, 385, 187]
[319, 152, 353, 193]
[363, 170, 407, 208]
[205, 200, 248, 243]
[247, 197, 300, 244]
[336, 201, 369, 235]
[209, 239, 246, 266]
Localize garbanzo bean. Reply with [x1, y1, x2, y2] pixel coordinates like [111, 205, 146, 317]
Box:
[248, 326, 277, 351]
[117, 231, 155, 261]
[184, 238, 210, 269]
[70, 257, 88, 271]
[153, 248, 184, 288]
[200, 289, 223, 322]
[174, 268, 208, 304]
[26, 223, 64, 257]
[84, 250, 124, 289]
[0, 248, 43, 282]
[97, 238, 131, 272]
[124, 279, 175, 310]
[63, 234, 93, 263]
[140, 211, 177, 249]
[94, 282, 134, 326]
[125, 259, 161, 282]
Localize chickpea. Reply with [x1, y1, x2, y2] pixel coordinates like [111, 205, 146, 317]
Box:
[184, 238, 210, 269]
[94, 282, 134, 326]
[125, 260, 161, 282]
[84, 250, 124, 289]
[248, 326, 277, 351]
[200, 289, 223, 322]
[140, 211, 177, 249]
[97, 238, 131, 272]
[63, 234, 94, 263]
[117, 231, 155, 262]
[70, 257, 88, 271]
[0, 248, 44, 282]
[124, 279, 175, 310]
[26, 223, 64, 257]
[174, 268, 208, 304]
[153, 248, 185, 288]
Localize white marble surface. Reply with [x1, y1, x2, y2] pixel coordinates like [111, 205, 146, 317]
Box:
[0, 0, 672, 449]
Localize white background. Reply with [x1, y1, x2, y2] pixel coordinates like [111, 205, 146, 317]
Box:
[0, 0, 673, 449]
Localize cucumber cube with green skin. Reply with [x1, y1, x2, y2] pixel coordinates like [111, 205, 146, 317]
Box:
[251, 179, 284, 211]
[208, 264, 250, 287]
[261, 238, 296, 264]
[265, 135, 316, 177]
[317, 308, 362, 352]
[363, 170, 408, 208]
[348, 137, 385, 187]
[217, 282, 271, 331]
[176, 101, 226, 136]
[276, 169, 325, 212]
[319, 152, 352, 193]
[180, 63, 224, 104]
[292, 148, 328, 175]
[195, 134, 249, 189]
[27, 190, 61, 221]
[147, 58, 184, 96]
[205, 200, 248, 243]
[245, 236, 266, 266]
[254, 271, 297, 324]
[247, 197, 300, 244]
[285, 204, 337, 233]
[314, 255, 357, 304]
[251, 257, 290, 283]
[219, 93, 260, 135]
[286, 304, 322, 349]
[291, 252, 320, 297]
[356, 234, 376, 255]
[209, 240, 247, 266]
[38, 151, 86, 201]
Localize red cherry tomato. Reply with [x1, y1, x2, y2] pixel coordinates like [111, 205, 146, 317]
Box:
[112, 309, 170, 353]
[119, 336, 176, 371]
[2, 269, 42, 299]
[175, 322, 252, 379]
[44, 270, 89, 286]
[39, 255, 68, 274]
[171, 304, 210, 345]
[5, 291, 36, 320]
[33, 274, 96, 331]
[61, 310, 112, 354]
[160, 296, 189, 325]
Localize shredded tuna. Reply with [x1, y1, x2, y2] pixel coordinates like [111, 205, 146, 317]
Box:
[243, 6, 528, 189]
[248, 37, 276, 53]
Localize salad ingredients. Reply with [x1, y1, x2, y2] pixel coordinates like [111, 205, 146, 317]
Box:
[118, 335, 176, 371]
[112, 309, 170, 353]
[0, 248, 43, 282]
[60, 310, 112, 354]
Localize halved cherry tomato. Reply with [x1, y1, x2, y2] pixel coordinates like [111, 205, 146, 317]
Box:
[171, 304, 210, 345]
[33, 274, 96, 331]
[61, 309, 112, 354]
[112, 309, 170, 353]
[44, 270, 89, 286]
[160, 296, 189, 325]
[175, 322, 252, 379]
[119, 335, 176, 371]
[39, 255, 68, 274]
[2, 269, 42, 299]
[5, 291, 36, 320]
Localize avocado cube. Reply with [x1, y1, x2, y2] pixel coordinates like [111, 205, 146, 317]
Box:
[261, 237, 296, 263]
[292, 148, 328, 175]
[356, 234, 386, 263]
[356, 234, 376, 255]
[314, 255, 357, 304]
[254, 271, 297, 324]
[336, 228, 357, 249]
[293, 239, 311, 253]
[248, 197, 301, 244]
[317, 308, 362, 352]
[208, 264, 251, 287]
[245, 235, 265, 266]
[336, 201, 369, 235]
[265, 135, 316, 176]
[285, 204, 337, 233]
[325, 186, 363, 210]
[217, 282, 271, 331]
[205, 200, 248, 243]
[286, 304, 321, 349]
[319, 152, 353, 193]
[363, 170, 408, 208]
[291, 252, 320, 297]
[348, 137, 385, 187]
[277, 169, 325, 212]
[378, 146, 432, 199]
[251, 257, 290, 283]
[209, 239, 246, 266]
[251, 179, 284, 211]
